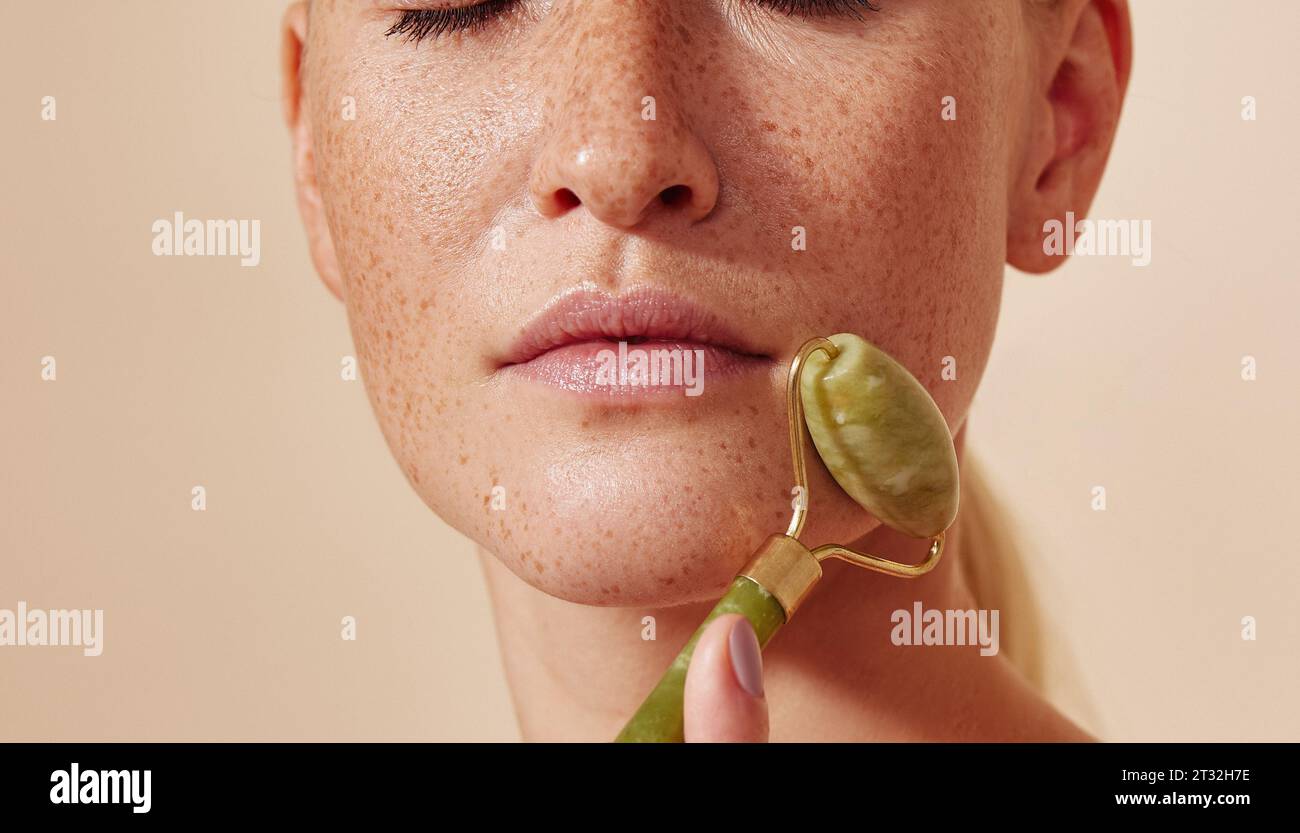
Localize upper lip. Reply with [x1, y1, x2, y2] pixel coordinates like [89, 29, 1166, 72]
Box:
[499, 286, 768, 367]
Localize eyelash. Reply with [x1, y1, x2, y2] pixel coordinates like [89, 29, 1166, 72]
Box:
[385, 0, 517, 41]
[385, 0, 882, 44]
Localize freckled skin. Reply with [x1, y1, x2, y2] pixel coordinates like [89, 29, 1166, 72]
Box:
[296, 0, 1022, 606]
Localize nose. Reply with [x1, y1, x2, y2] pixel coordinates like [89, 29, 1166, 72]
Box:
[527, 7, 719, 229]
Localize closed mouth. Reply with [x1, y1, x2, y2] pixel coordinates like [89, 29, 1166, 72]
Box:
[499, 286, 770, 368]
[496, 287, 773, 396]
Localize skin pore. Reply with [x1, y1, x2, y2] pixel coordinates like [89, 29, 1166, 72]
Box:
[283, 0, 1130, 740]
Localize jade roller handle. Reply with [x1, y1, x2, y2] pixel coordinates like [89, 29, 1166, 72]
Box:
[615, 535, 821, 743]
[614, 576, 784, 742]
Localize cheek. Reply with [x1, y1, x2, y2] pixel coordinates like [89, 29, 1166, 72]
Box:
[309, 57, 534, 523]
[718, 28, 1009, 428]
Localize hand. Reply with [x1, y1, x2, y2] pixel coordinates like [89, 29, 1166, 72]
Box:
[683, 614, 769, 742]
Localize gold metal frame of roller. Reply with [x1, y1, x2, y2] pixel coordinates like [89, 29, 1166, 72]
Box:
[784, 337, 947, 575]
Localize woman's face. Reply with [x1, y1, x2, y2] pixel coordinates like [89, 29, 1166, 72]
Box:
[295, 0, 1031, 606]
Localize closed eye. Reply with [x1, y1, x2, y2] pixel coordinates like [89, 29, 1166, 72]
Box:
[385, 0, 882, 45]
[760, 0, 881, 19]
[384, 0, 521, 43]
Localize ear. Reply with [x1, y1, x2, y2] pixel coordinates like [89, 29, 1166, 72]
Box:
[282, 1, 343, 300]
[1007, 0, 1133, 274]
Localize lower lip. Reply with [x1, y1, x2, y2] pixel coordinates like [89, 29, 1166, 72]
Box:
[501, 340, 771, 397]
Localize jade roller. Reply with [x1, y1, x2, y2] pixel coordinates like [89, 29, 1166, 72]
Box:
[615, 334, 960, 743]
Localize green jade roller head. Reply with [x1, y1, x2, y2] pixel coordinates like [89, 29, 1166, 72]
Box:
[615, 334, 960, 742]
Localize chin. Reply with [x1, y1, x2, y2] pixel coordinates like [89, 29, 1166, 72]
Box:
[426, 422, 880, 608]
[487, 526, 753, 609]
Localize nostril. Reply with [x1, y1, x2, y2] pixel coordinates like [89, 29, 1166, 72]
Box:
[659, 185, 692, 208]
[554, 188, 581, 211]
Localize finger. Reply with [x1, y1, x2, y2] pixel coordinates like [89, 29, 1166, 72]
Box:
[683, 614, 769, 742]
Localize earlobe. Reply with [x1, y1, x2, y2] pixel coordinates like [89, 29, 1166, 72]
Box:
[282, 1, 344, 301]
[1007, 0, 1132, 274]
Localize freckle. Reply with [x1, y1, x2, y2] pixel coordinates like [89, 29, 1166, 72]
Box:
[747, 436, 757, 449]
[659, 577, 675, 586]
[719, 441, 727, 450]
[458, 454, 468, 465]
[603, 529, 613, 539]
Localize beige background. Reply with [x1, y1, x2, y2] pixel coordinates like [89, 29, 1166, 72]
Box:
[1, 2, 1296, 742]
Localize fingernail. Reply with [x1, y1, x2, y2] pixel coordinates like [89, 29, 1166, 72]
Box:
[728, 617, 764, 698]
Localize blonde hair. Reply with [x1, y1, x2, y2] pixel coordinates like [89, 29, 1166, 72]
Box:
[956, 450, 1100, 731]
[957, 452, 1045, 686]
